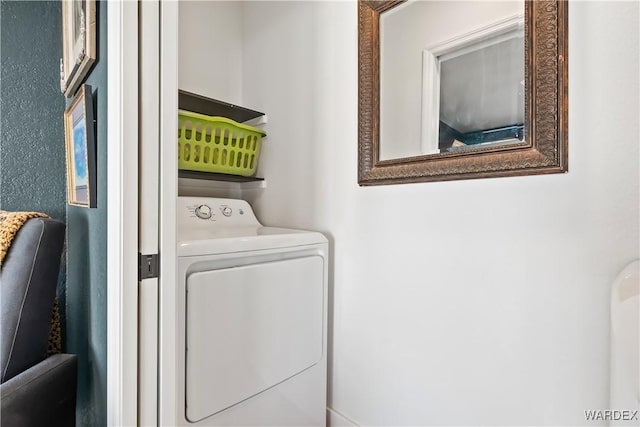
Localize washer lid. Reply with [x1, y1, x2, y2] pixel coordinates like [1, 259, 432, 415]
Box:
[178, 226, 326, 256]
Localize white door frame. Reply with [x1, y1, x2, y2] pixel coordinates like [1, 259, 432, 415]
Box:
[138, 0, 161, 425]
[106, 1, 139, 425]
[158, 1, 179, 424]
[107, 1, 179, 425]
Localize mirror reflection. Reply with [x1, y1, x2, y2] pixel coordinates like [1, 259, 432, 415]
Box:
[379, 1, 524, 160]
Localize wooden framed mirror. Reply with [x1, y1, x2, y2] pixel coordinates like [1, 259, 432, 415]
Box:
[358, 0, 568, 185]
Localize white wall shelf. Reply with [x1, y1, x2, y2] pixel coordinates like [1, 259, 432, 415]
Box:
[178, 171, 266, 199]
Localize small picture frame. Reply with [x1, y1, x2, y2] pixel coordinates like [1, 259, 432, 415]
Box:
[60, 0, 96, 98]
[64, 85, 96, 207]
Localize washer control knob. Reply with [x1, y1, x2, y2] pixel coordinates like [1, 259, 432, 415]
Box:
[195, 204, 212, 220]
[222, 206, 232, 217]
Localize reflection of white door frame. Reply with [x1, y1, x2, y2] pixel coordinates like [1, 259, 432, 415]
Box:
[420, 14, 524, 154]
[420, 50, 440, 155]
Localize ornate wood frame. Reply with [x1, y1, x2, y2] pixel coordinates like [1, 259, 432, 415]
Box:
[358, 0, 568, 185]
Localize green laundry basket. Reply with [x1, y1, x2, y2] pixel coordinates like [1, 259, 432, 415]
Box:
[178, 110, 266, 177]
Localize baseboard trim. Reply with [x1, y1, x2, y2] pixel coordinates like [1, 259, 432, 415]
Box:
[327, 407, 359, 427]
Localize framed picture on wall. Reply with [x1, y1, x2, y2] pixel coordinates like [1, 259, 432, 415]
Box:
[64, 85, 97, 208]
[60, 0, 96, 98]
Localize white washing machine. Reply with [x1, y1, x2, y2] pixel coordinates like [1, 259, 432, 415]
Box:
[176, 197, 328, 426]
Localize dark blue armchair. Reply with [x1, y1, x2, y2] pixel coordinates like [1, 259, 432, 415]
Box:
[1, 218, 76, 427]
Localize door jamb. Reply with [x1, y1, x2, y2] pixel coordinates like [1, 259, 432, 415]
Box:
[106, 1, 139, 425]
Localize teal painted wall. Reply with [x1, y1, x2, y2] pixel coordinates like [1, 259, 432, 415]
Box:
[0, 0, 66, 221]
[0, 0, 69, 355]
[1, 1, 108, 425]
[65, 0, 108, 425]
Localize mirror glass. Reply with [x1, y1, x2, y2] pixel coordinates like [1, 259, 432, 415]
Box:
[379, 1, 524, 160]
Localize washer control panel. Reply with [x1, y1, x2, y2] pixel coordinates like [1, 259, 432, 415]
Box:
[195, 204, 212, 220]
[178, 197, 260, 229]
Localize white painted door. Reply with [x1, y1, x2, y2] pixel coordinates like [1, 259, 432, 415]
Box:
[107, 0, 178, 425]
[138, 1, 160, 425]
[137, 0, 178, 425]
[158, 1, 179, 425]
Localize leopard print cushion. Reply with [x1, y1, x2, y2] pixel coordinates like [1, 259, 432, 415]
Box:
[47, 298, 62, 356]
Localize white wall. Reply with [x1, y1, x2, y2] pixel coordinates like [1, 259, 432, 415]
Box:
[241, 1, 639, 425]
[179, 1, 244, 105]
